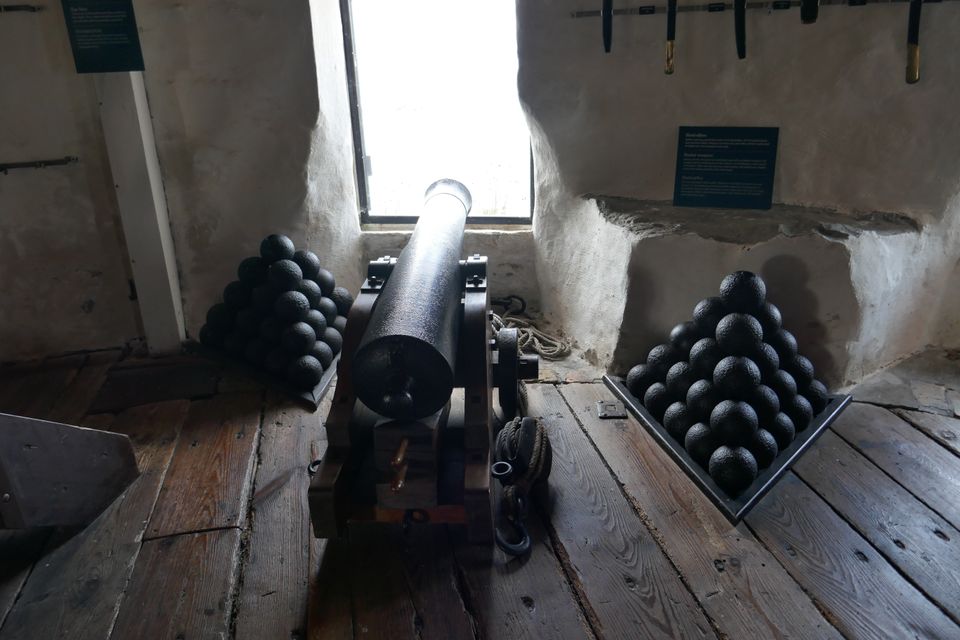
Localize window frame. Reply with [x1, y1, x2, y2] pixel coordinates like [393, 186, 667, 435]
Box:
[338, 0, 534, 226]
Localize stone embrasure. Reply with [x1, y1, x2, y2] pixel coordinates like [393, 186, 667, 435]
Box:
[591, 195, 921, 244]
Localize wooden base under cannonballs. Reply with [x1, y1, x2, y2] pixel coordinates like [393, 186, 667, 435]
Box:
[604, 374, 851, 524]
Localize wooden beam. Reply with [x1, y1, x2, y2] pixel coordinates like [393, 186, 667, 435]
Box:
[95, 72, 184, 355]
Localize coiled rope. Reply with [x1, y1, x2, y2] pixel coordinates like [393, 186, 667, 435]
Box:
[492, 415, 553, 556]
[491, 295, 571, 361]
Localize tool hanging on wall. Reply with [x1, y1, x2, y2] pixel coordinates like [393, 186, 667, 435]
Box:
[800, 0, 820, 23]
[905, 0, 922, 83]
[734, 0, 747, 58]
[603, 0, 613, 51]
[665, 0, 677, 73]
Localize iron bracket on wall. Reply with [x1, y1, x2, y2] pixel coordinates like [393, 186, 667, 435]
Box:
[0, 4, 44, 12]
[0, 156, 79, 175]
[572, 0, 949, 17]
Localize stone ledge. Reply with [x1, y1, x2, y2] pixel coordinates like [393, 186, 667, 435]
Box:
[590, 195, 921, 244]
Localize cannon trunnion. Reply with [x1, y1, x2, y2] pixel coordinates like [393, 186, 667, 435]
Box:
[307, 181, 537, 542]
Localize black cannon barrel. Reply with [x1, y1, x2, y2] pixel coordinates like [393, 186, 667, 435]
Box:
[352, 179, 472, 420]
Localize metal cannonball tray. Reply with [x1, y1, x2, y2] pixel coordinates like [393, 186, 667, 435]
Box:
[186, 340, 339, 412]
[602, 374, 851, 524]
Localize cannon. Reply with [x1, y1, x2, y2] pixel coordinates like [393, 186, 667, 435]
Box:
[307, 180, 538, 542]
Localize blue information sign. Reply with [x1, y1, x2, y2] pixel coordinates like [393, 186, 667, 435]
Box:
[62, 0, 144, 74]
[673, 126, 779, 210]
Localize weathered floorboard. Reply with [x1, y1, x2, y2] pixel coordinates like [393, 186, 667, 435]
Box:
[560, 383, 842, 640]
[147, 392, 262, 538]
[347, 523, 475, 640]
[234, 392, 328, 640]
[0, 401, 189, 640]
[47, 350, 122, 424]
[450, 514, 593, 640]
[893, 408, 960, 458]
[832, 403, 960, 530]
[747, 473, 960, 639]
[526, 384, 713, 639]
[89, 359, 219, 413]
[794, 429, 960, 624]
[307, 538, 354, 640]
[109, 528, 242, 639]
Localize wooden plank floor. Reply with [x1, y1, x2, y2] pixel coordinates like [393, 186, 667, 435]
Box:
[1, 348, 959, 639]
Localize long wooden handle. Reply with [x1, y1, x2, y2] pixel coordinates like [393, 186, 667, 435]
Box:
[905, 0, 922, 83]
[666, 0, 677, 74]
[734, 0, 746, 59]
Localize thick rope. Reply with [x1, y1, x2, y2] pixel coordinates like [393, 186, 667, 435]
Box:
[490, 297, 571, 361]
[493, 415, 553, 555]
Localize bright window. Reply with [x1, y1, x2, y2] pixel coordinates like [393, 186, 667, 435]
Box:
[344, 0, 532, 222]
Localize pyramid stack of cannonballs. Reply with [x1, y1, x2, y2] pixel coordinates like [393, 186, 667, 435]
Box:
[625, 271, 831, 497]
[199, 234, 353, 392]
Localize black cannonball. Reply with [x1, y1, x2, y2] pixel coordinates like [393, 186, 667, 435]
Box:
[332, 315, 347, 334]
[268, 259, 303, 291]
[748, 384, 781, 425]
[237, 256, 268, 285]
[206, 303, 235, 332]
[251, 283, 278, 313]
[768, 328, 799, 361]
[310, 340, 334, 369]
[669, 321, 701, 357]
[322, 326, 343, 355]
[713, 356, 761, 400]
[264, 347, 291, 375]
[281, 321, 317, 356]
[715, 313, 764, 356]
[709, 446, 758, 495]
[693, 297, 727, 335]
[314, 268, 336, 296]
[755, 302, 782, 336]
[689, 338, 723, 379]
[330, 286, 354, 316]
[291, 279, 320, 309]
[752, 342, 781, 380]
[784, 394, 814, 432]
[710, 400, 759, 447]
[300, 308, 327, 338]
[646, 343, 682, 376]
[784, 354, 815, 390]
[199, 324, 222, 349]
[317, 297, 339, 325]
[235, 308, 263, 337]
[627, 363, 658, 400]
[750, 429, 779, 469]
[663, 401, 695, 441]
[666, 361, 697, 400]
[223, 280, 251, 310]
[259, 316, 283, 344]
[768, 369, 799, 405]
[685, 422, 717, 467]
[768, 412, 796, 450]
[806, 380, 830, 415]
[292, 250, 321, 281]
[274, 291, 311, 322]
[686, 379, 721, 422]
[222, 331, 246, 357]
[260, 234, 295, 263]
[287, 355, 324, 390]
[243, 338, 270, 366]
[719, 271, 766, 314]
[643, 382, 673, 422]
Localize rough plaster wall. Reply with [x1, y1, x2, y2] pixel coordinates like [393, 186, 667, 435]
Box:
[519, 0, 960, 382]
[0, 5, 141, 361]
[136, 0, 361, 339]
[518, 0, 960, 222]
